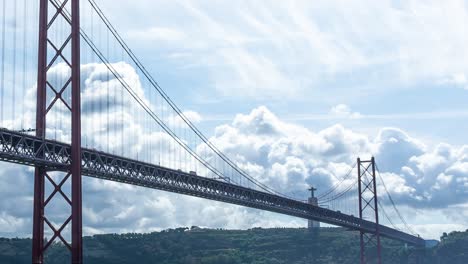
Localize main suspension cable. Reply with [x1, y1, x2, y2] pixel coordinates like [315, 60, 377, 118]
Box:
[375, 163, 417, 235]
[319, 180, 358, 204]
[317, 163, 356, 200]
[84, 0, 293, 198]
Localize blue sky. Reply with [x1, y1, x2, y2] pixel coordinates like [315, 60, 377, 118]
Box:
[92, 0, 468, 145]
[1, 0, 468, 240]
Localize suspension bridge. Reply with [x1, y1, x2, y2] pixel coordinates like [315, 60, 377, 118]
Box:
[0, 1, 425, 263]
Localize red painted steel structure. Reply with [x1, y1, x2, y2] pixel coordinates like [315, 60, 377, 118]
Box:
[32, 0, 82, 263]
[358, 157, 382, 264]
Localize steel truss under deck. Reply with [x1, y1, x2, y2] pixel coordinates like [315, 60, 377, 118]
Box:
[0, 128, 424, 246]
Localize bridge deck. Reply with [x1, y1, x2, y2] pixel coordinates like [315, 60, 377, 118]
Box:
[0, 128, 424, 246]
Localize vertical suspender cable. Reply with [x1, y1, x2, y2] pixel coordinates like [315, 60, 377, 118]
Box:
[21, 0, 27, 129]
[113, 33, 116, 154]
[86, 0, 290, 196]
[33, 0, 38, 130]
[90, 4, 94, 144]
[159, 91, 161, 165]
[84, 3, 89, 147]
[150, 81, 153, 163]
[12, 0, 17, 127]
[59, 13, 63, 140]
[106, 26, 109, 153]
[98, 12, 102, 150]
[144, 79, 147, 162]
[99, 59, 103, 149]
[171, 111, 174, 168]
[66, 1, 290, 196]
[135, 67, 138, 160]
[178, 114, 181, 170]
[1, 0, 5, 126]
[120, 47, 125, 156]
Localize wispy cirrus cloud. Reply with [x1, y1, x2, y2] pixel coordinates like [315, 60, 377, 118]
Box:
[200, 108, 468, 122]
[100, 0, 468, 101]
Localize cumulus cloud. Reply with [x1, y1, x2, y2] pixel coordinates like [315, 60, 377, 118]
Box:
[4, 0, 468, 241]
[330, 104, 362, 119]
[2, 62, 468, 240]
[202, 106, 468, 238]
[206, 107, 468, 211]
[374, 128, 426, 172]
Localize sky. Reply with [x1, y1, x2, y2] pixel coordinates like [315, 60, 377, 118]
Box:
[2, 0, 468, 241]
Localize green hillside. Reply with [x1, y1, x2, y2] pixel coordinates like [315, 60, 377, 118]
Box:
[0, 227, 466, 264]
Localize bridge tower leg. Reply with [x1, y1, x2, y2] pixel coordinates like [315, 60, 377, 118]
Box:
[358, 157, 382, 264]
[32, 0, 82, 263]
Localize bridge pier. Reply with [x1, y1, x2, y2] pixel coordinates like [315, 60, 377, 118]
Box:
[307, 186, 320, 229]
[32, 0, 82, 263]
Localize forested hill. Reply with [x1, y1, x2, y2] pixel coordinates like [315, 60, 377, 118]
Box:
[1, 227, 467, 264]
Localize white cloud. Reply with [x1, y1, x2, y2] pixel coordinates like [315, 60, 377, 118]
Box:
[2, 63, 468, 240]
[330, 104, 362, 119]
[202, 106, 468, 237]
[4, 0, 468, 241]
[375, 127, 426, 172]
[442, 73, 468, 89]
[129, 27, 186, 42]
[91, 0, 468, 101]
